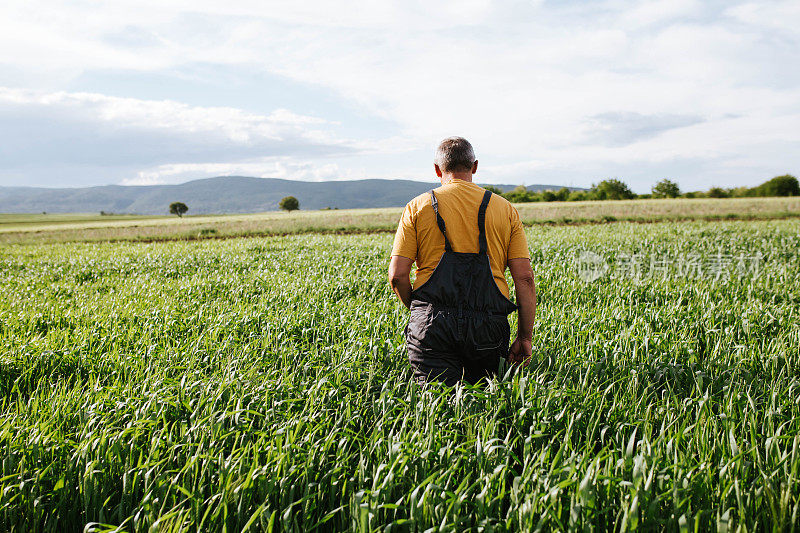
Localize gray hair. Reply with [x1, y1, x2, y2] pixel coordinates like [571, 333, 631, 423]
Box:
[435, 137, 475, 172]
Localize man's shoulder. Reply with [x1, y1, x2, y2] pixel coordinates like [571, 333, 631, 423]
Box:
[487, 190, 512, 206]
[406, 190, 433, 213]
[486, 189, 516, 214]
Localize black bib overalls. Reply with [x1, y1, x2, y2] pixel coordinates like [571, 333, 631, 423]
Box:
[405, 189, 517, 386]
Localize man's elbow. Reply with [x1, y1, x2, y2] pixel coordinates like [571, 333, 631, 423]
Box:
[388, 273, 404, 288]
[388, 269, 408, 288]
[519, 269, 535, 284]
[514, 268, 535, 289]
[388, 257, 412, 287]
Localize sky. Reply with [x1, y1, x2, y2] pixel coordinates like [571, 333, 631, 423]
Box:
[0, 0, 798, 192]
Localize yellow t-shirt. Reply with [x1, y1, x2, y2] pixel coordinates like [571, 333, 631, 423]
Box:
[391, 180, 530, 298]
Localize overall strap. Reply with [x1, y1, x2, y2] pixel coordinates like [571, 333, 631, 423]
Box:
[429, 190, 453, 252]
[477, 190, 493, 255]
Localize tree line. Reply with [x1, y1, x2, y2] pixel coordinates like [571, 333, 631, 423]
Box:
[165, 176, 798, 217]
[485, 174, 799, 203]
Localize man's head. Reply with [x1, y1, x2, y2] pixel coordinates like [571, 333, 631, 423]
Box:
[434, 137, 478, 181]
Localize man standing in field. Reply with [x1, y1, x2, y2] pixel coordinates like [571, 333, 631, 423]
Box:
[388, 137, 536, 386]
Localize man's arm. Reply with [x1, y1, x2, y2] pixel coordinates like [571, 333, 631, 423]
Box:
[388, 255, 414, 309]
[508, 257, 536, 366]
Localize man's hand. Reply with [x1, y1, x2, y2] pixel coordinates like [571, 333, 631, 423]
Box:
[507, 337, 532, 366]
[388, 255, 414, 309]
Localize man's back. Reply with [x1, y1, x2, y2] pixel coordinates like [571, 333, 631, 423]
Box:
[388, 136, 537, 386]
[391, 180, 529, 297]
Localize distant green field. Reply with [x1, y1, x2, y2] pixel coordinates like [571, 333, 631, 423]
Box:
[1, 196, 799, 245]
[1, 220, 799, 530]
[0, 213, 163, 227]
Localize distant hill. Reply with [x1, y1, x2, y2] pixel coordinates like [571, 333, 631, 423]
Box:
[0, 177, 585, 215]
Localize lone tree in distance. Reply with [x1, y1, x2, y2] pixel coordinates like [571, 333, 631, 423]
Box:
[652, 179, 681, 198]
[169, 202, 188, 217]
[279, 196, 300, 211]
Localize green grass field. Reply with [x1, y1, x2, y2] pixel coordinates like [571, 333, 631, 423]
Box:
[2, 196, 799, 245]
[1, 219, 798, 531]
[0, 213, 162, 226]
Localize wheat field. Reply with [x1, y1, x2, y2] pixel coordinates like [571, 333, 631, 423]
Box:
[1, 219, 798, 530]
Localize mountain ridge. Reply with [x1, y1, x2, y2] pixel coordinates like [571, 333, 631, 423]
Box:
[0, 176, 585, 214]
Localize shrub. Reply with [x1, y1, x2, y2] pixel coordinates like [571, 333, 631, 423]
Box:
[568, 191, 588, 201]
[591, 179, 636, 200]
[729, 187, 755, 198]
[752, 175, 799, 197]
[652, 179, 681, 198]
[502, 185, 536, 203]
[279, 196, 300, 211]
[555, 188, 571, 201]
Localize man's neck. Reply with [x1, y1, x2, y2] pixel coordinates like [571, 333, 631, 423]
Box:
[440, 173, 473, 185]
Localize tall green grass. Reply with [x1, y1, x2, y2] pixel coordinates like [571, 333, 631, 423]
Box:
[1, 220, 798, 531]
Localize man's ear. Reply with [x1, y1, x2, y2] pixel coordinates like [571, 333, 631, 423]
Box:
[434, 164, 443, 178]
[472, 160, 478, 174]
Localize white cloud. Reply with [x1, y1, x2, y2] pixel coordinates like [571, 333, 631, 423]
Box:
[620, 0, 702, 28]
[725, 1, 800, 32]
[582, 112, 706, 147]
[123, 158, 357, 185]
[0, 87, 368, 182]
[0, 88, 335, 143]
[0, 0, 798, 190]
